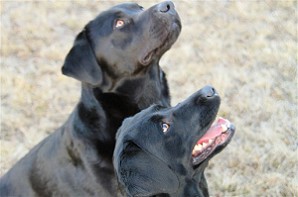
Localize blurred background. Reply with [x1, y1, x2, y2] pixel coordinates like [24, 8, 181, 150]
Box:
[1, 1, 297, 196]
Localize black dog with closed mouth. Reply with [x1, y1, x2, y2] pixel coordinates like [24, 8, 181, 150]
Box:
[114, 86, 235, 197]
[0, 2, 181, 196]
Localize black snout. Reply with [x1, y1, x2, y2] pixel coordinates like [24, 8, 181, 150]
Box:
[158, 1, 175, 13]
[193, 85, 220, 105]
[200, 85, 217, 98]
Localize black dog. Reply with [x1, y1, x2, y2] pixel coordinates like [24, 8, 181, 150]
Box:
[114, 86, 235, 197]
[0, 2, 181, 196]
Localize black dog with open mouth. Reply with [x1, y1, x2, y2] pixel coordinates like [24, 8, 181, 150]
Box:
[114, 86, 235, 197]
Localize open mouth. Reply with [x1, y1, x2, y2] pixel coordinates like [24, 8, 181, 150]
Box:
[192, 117, 235, 166]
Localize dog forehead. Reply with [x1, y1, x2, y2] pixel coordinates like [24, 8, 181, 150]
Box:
[97, 3, 142, 20]
[111, 2, 142, 12]
[116, 106, 156, 138]
[117, 105, 168, 149]
[88, 3, 141, 34]
[124, 104, 164, 124]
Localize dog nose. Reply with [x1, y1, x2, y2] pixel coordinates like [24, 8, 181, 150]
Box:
[200, 85, 217, 98]
[158, 1, 175, 13]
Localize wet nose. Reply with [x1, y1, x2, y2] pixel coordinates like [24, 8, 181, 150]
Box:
[158, 1, 175, 13]
[195, 85, 219, 105]
[200, 85, 217, 98]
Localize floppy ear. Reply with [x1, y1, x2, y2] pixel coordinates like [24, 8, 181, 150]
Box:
[62, 29, 102, 86]
[117, 143, 179, 196]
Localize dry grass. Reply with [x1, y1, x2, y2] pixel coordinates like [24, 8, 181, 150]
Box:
[1, 1, 297, 196]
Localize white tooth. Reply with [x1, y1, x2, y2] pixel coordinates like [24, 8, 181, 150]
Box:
[202, 142, 207, 148]
[221, 124, 228, 132]
[198, 144, 203, 151]
[193, 144, 202, 155]
[208, 139, 213, 144]
[192, 149, 196, 155]
[193, 145, 198, 151]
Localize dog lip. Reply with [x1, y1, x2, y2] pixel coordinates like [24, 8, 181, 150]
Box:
[191, 118, 235, 166]
[198, 117, 231, 144]
[139, 32, 171, 66]
[140, 50, 155, 65]
[139, 16, 181, 66]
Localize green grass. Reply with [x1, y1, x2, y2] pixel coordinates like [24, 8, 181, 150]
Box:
[1, 1, 297, 196]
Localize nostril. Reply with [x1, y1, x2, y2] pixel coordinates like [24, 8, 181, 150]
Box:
[166, 4, 170, 10]
[159, 2, 172, 13]
[201, 86, 217, 98]
[160, 4, 170, 12]
[195, 86, 219, 104]
[206, 87, 216, 97]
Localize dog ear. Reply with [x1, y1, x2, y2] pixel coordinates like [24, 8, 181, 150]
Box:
[62, 29, 102, 86]
[117, 143, 179, 196]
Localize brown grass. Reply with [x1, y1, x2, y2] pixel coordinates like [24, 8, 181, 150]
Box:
[1, 1, 297, 196]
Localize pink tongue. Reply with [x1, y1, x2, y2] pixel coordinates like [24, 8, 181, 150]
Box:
[197, 118, 227, 144]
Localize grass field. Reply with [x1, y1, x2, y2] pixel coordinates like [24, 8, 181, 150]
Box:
[1, 1, 297, 196]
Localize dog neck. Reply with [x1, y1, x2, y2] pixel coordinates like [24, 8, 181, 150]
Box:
[194, 161, 210, 197]
[98, 60, 170, 108]
[69, 61, 170, 158]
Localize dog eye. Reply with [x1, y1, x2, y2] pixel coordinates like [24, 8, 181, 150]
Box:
[162, 123, 170, 133]
[115, 19, 125, 28]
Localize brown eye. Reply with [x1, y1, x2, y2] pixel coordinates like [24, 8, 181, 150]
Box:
[162, 123, 170, 133]
[115, 19, 125, 28]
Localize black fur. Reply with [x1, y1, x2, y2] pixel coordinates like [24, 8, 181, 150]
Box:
[0, 2, 181, 196]
[114, 86, 235, 197]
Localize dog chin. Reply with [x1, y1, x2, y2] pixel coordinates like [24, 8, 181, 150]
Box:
[139, 17, 181, 66]
[192, 117, 236, 167]
[139, 29, 180, 66]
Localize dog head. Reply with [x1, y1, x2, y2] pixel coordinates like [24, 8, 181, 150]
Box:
[62, 2, 181, 87]
[114, 86, 235, 196]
